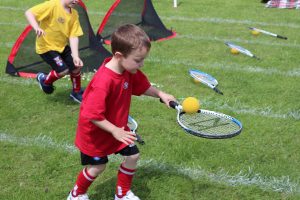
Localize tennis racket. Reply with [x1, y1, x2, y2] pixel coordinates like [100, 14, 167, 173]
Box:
[249, 27, 287, 40]
[166, 101, 243, 139]
[225, 42, 260, 60]
[189, 69, 223, 95]
[128, 115, 145, 145]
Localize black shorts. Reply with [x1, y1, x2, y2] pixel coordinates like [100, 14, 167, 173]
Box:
[39, 45, 75, 73]
[80, 144, 140, 165]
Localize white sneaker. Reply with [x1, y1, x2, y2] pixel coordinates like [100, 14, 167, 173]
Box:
[67, 192, 90, 200]
[115, 190, 140, 200]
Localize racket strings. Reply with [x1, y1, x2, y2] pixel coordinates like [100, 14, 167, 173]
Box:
[127, 120, 137, 132]
[192, 74, 217, 86]
[179, 113, 240, 136]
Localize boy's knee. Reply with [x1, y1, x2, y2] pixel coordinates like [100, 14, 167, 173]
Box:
[87, 164, 106, 176]
[71, 68, 81, 74]
[127, 153, 140, 162]
[58, 69, 69, 77]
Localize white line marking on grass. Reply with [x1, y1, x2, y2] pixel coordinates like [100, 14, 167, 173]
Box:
[0, 6, 27, 11]
[202, 99, 300, 120]
[1, 6, 300, 29]
[135, 96, 300, 120]
[161, 16, 300, 29]
[0, 42, 14, 48]
[0, 132, 77, 153]
[146, 57, 300, 77]
[0, 22, 26, 27]
[1, 132, 299, 194]
[177, 35, 300, 49]
[1, 33, 299, 50]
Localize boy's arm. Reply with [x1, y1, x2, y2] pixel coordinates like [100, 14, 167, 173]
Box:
[25, 10, 45, 37]
[91, 119, 136, 145]
[69, 37, 83, 68]
[144, 86, 176, 107]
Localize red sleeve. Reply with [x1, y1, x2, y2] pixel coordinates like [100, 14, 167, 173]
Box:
[132, 70, 151, 96]
[80, 85, 108, 121]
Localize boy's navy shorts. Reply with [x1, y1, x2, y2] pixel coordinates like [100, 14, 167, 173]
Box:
[39, 45, 75, 73]
[80, 144, 140, 165]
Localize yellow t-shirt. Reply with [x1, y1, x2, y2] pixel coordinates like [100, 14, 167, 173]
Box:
[30, 0, 83, 54]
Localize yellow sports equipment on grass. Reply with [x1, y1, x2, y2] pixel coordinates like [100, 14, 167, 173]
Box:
[251, 30, 260, 36]
[230, 48, 239, 54]
[182, 97, 200, 114]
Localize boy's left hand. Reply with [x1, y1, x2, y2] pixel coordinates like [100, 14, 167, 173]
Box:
[73, 57, 84, 68]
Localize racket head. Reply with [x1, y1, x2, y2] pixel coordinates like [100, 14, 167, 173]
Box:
[189, 69, 218, 88]
[177, 109, 243, 139]
[128, 115, 138, 133]
[128, 115, 145, 145]
[225, 42, 254, 57]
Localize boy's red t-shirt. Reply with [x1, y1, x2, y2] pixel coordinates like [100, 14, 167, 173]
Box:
[75, 57, 151, 157]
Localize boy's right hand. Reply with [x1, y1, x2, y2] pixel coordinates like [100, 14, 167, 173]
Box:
[111, 127, 137, 145]
[35, 27, 45, 37]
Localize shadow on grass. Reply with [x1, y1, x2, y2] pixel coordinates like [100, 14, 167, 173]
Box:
[91, 164, 199, 200]
[43, 89, 81, 106]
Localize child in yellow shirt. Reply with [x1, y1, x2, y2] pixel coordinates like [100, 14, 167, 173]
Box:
[25, 0, 84, 103]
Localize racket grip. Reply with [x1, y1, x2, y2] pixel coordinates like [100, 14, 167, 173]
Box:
[277, 35, 287, 40]
[159, 99, 178, 109]
[169, 101, 178, 109]
[136, 133, 145, 145]
[213, 88, 224, 95]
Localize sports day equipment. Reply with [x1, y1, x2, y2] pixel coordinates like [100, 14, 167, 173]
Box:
[225, 42, 260, 60]
[167, 101, 243, 139]
[182, 97, 200, 114]
[230, 48, 239, 54]
[189, 69, 224, 95]
[128, 115, 145, 145]
[249, 27, 287, 39]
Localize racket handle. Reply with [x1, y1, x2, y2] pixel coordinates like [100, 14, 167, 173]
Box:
[277, 35, 287, 40]
[213, 87, 224, 95]
[169, 101, 178, 109]
[136, 133, 145, 145]
[159, 99, 178, 109]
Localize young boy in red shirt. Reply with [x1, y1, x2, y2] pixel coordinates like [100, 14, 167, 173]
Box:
[25, 0, 84, 103]
[67, 24, 176, 200]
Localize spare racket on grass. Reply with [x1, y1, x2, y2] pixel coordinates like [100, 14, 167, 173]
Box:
[225, 42, 260, 60]
[249, 27, 287, 40]
[128, 115, 145, 145]
[189, 69, 223, 95]
[166, 101, 242, 139]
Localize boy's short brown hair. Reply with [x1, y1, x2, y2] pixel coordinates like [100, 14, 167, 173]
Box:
[111, 24, 151, 57]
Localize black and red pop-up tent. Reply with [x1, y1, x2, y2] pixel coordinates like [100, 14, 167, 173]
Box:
[96, 0, 176, 44]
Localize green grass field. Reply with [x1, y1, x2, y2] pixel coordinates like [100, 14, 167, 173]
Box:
[0, 0, 299, 199]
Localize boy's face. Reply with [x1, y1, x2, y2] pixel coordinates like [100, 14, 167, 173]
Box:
[64, 0, 79, 8]
[119, 46, 149, 74]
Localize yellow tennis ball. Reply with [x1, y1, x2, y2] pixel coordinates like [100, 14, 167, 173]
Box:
[251, 30, 260, 36]
[230, 48, 239, 55]
[182, 97, 200, 114]
[193, 78, 200, 84]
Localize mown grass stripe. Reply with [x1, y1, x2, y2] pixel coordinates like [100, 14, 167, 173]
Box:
[0, 75, 298, 120]
[0, 132, 299, 194]
[0, 22, 26, 27]
[1, 6, 300, 29]
[146, 57, 300, 77]
[176, 35, 300, 49]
